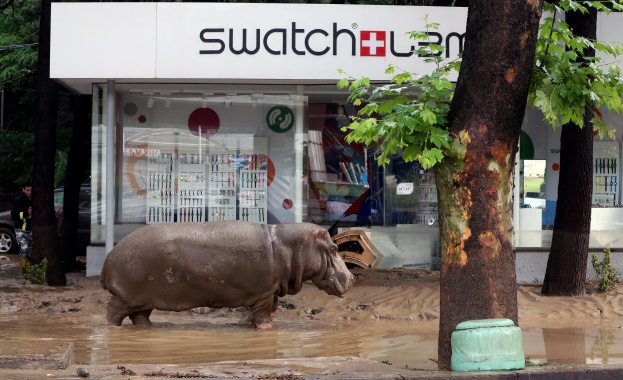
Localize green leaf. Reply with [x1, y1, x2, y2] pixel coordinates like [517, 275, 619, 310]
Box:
[420, 109, 437, 124]
[337, 78, 350, 89]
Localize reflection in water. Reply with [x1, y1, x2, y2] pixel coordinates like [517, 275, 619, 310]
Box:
[1, 314, 622, 370]
[543, 328, 585, 364]
[590, 329, 616, 364]
[522, 323, 623, 367]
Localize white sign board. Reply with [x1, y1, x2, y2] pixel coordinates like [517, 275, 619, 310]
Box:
[51, 3, 467, 82]
[397, 183, 414, 195]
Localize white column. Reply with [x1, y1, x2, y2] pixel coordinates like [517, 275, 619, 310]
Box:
[106, 80, 115, 254]
[294, 85, 305, 223]
[513, 149, 520, 246]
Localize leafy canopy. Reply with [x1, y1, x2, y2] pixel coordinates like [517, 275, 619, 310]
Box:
[339, 1, 623, 169]
[529, 0, 623, 140]
[0, 0, 39, 85]
[338, 20, 456, 169]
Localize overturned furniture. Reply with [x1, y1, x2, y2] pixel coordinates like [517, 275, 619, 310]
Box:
[333, 230, 384, 269]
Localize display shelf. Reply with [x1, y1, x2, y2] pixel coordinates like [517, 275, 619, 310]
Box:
[144, 146, 269, 224]
[238, 154, 268, 223]
[414, 172, 438, 226]
[207, 153, 237, 221]
[178, 153, 206, 222]
[146, 152, 174, 224]
[593, 142, 619, 207]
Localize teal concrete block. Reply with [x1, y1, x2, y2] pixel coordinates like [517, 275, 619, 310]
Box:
[451, 318, 525, 372]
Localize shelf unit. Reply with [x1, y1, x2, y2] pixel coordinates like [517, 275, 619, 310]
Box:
[143, 137, 269, 224]
[177, 153, 206, 222]
[593, 141, 619, 207]
[414, 171, 438, 226]
[238, 154, 268, 223]
[146, 152, 175, 224]
[207, 153, 237, 221]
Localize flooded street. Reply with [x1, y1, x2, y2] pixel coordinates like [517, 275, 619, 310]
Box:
[2, 255, 623, 371]
[0, 315, 439, 369]
[0, 314, 622, 370]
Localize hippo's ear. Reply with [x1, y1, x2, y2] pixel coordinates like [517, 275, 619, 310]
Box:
[313, 229, 329, 241]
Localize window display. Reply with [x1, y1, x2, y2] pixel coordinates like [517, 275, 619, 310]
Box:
[178, 153, 206, 223]
[593, 141, 619, 207]
[146, 153, 174, 224]
[238, 154, 268, 223]
[207, 153, 237, 221]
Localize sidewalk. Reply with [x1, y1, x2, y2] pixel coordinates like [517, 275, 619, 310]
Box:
[0, 355, 622, 379]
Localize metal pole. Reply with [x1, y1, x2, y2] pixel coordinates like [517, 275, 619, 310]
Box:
[106, 80, 115, 254]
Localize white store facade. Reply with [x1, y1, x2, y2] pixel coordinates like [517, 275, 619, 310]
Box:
[49, 3, 623, 277]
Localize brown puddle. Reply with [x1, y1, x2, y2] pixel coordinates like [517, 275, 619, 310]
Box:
[0, 314, 622, 369]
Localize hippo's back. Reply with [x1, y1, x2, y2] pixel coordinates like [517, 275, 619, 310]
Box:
[100, 221, 278, 309]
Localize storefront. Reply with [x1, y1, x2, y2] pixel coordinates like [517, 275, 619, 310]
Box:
[50, 3, 623, 276]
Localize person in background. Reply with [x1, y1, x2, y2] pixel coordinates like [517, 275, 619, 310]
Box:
[11, 181, 33, 271]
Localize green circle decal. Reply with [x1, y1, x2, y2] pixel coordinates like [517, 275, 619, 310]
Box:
[266, 105, 295, 133]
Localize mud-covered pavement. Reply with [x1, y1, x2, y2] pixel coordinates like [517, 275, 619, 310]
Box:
[1, 254, 623, 379]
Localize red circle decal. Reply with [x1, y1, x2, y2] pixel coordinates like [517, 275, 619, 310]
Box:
[552, 163, 560, 171]
[188, 108, 220, 137]
[282, 199, 293, 209]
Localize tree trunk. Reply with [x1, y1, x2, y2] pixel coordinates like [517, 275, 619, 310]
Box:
[32, 0, 65, 286]
[59, 95, 91, 271]
[541, 8, 596, 297]
[435, 0, 542, 369]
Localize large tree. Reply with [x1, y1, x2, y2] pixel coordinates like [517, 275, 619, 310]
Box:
[341, 0, 623, 367]
[433, 0, 542, 368]
[341, 0, 543, 368]
[542, 8, 596, 296]
[529, 2, 623, 296]
[59, 94, 91, 271]
[32, 0, 65, 285]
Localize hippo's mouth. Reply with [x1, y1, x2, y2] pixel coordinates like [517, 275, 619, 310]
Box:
[315, 265, 355, 297]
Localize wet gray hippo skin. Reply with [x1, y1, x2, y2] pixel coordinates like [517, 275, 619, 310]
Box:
[100, 221, 355, 328]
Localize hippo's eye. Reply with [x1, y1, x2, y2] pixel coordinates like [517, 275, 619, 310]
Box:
[329, 245, 338, 256]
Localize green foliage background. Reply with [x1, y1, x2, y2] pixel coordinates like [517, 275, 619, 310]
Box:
[0, 0, 72, 193]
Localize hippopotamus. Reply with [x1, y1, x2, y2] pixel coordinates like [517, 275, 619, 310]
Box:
[100, 220, 355, 328]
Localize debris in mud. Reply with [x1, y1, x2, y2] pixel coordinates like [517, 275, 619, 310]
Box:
[346, 304, 369, 311]
[256, 373, 300, 380]
[278, 300, 296, 310]
[143, 369, 212, 378]
[76, 367, 89, 377]
[117, 365, 137, 375]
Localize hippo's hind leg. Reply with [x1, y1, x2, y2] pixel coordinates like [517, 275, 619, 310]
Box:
[107, 295, 153, 326]
[129, 309, 153, 326]
[106, 295, 132, 326]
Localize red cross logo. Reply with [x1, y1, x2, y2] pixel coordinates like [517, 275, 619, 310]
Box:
[360, 31, 386, 57]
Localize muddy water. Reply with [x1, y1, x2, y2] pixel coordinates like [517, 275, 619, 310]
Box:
[0, 315, 439, 369]
[0, 314, 622, 369]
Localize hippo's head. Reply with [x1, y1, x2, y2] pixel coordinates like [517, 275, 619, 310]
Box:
[310, 231, 355, 297]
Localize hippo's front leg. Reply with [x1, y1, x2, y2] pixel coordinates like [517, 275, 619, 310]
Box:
[270, 295, 279, 321]
[251, 295, 277, 329]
